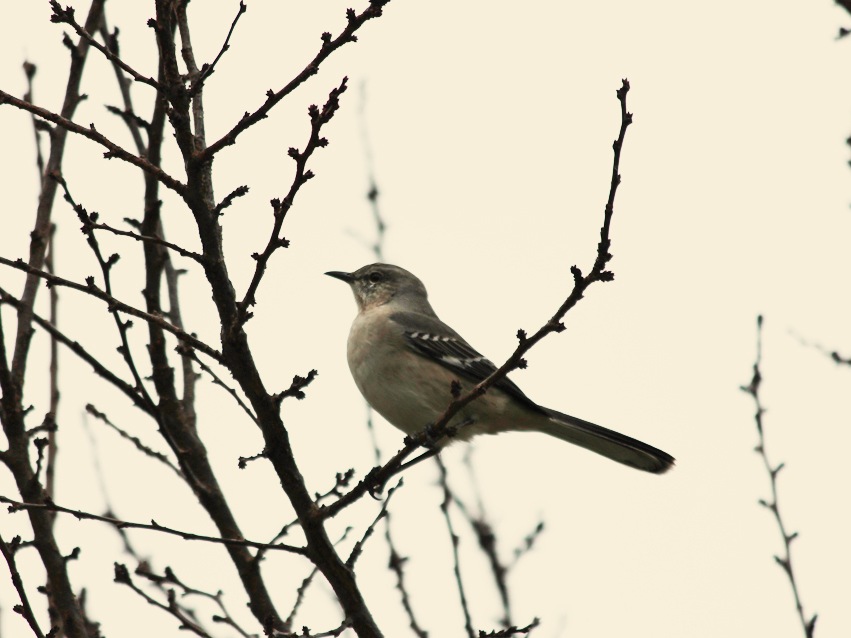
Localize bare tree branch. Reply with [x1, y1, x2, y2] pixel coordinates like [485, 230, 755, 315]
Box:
[0, 89, 187, 195]
[49, 1, 162, 90]
[346, 482, 399, 568]
[186, 1, 248, 97]
[0, 256, 223, 362]
[1, 496, 307, 555]
[0, 285, 154, 416]
[477, 619, 540, 637]
[85, 404, 183, 478]
[740, 316, 817, 638]
[114, 564, 212, 638]
[238, 78, 348, 324]
[1, 4, 109, 636]
[436, 457, 474, 638]
[199, 1, 391, 161]
[0, 534, 47, 638]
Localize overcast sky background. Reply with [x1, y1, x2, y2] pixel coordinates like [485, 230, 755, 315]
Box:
[1, 1, 850, 637]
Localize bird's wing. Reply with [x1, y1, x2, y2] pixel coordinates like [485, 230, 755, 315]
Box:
[389, 311, 544, 413]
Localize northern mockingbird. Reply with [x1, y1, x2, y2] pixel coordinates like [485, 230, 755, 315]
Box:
[326, 263, 674, 474]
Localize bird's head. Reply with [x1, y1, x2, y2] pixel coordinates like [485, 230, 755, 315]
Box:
[325, 263, 430, 313]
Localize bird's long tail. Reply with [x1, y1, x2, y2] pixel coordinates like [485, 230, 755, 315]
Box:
[535, 407, 675, 474]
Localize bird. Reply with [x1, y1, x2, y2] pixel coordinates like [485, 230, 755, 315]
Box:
[326, 263, 674, 474]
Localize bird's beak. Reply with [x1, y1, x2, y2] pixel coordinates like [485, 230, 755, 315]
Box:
[325, 271, 355, 284]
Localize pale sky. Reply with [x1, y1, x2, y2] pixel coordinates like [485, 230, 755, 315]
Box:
[1, 2, 849, 637]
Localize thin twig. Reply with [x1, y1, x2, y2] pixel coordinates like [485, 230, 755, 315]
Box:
[787, 329, 851, 368]
[436, 457, 474, 638]
[0, 89, 186, 195]
[57, 174, 181, 417]
[199, 0, 391, 161]
[284, 567, 319, 632]
[114, 564, 211, 638]
[137, 565, 254, 638]
[0, 256, 222, 362]
[1, 496, 307, 555]
[22, 61, 46, 179]
[0, 534, 47, 638]
[86, 218, 202, 262]
[178, 346, 257, 424]
[213, 185, 249, 216]
[508, 521, 545, 570]
[237, 79, 348, 324]
[0, 285, 154, 416]
[740, 315, 817, 638]
[294, 619, 353, 638]
[273, 370, 319, 404]
[477, 619, 540, 637]
[256, 471, 357, 563]
[80, 399, 206, 630]
[346, 481, 399, 568]
[188, 1, 247, 97]
[85, 404, 183, 478]
[49, 1, 161, 90]
[99, 16, 147, 155]
[283, 527, 353, 632]
[450, 491, 511, 626]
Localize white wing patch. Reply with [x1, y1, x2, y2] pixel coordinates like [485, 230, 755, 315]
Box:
[390, 312, 543, 412]
[407, 332, 496, 371]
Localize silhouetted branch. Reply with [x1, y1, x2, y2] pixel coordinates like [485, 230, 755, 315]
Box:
[283, 526, 354, 633]
[178, 346, 258, 424]
[136, 564, 254, 638]
[740, 316, 817, 638]
[22, 61, 46, 178]
[85, 404, 183, 478]
[114, 563, 212, 638]
[1, 496, 307, 555]
[274, 370, 319, 403]
[100, 13, 148, 155]
[188, 1, 247, 97]
[214, 185, 250, 216]
[0, 285, 154, 415]
[0, 256, 223, 362]
[49, 1, 161, 90]
[346, 482, 399, 568]
[437, 457, 474, 638]
[0, 534, 47, 638]
[0, 89, 186, 195]
[477, 619, 540, 637]
[1, 4, 110, 636]
[88, 217, 202, 262]
[238, 78, 349, 324]
[199, 0, 391, 161]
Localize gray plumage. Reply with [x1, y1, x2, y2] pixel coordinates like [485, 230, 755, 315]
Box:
[326, 263, 674, 474]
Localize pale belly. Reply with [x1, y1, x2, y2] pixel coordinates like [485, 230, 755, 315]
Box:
[346, 308, 531, 442]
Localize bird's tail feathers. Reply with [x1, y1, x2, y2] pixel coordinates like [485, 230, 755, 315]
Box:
[536, 408, 675, 474]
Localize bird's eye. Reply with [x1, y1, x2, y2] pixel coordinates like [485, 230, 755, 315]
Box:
[368, 272, 383, 283]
